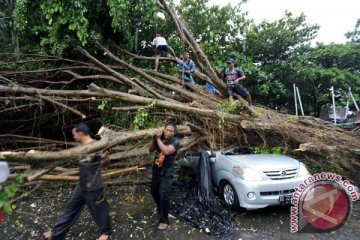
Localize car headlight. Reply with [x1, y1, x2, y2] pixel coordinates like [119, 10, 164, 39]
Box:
[298, 162, 309, 177]
[233, 166, 266, 181]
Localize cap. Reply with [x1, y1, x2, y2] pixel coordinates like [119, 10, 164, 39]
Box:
[226, 58, 235, 64]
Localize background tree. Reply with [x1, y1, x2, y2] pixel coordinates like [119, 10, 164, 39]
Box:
[346, 18, 360, 43]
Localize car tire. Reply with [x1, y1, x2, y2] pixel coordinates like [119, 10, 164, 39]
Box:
[221, 181, 240, 209]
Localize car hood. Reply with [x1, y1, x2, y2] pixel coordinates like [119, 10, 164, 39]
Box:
[225, 154, 300, 171]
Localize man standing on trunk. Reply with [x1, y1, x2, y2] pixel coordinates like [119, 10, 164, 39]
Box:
[148, 122, 180, 230]
[224, 58, 252, 106]
[43, 123, 111, 240]
[152, 32, 176, 71]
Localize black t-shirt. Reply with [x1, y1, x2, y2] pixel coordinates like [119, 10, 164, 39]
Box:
[78, 152, 103, 191]
[223, 67, 244, 85]
[153, 137, 180, 173]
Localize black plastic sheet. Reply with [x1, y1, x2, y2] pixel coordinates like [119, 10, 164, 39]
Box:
[170, 151, 236, 238]
[197, 151, 214, 208]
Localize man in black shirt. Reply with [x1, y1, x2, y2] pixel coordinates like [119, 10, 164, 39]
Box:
[224, 58, 252, 106]
[43, 123, 111, 240]
[148, 122, 180, 230]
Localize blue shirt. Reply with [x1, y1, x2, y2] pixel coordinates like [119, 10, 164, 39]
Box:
[178, 59, 195, 81]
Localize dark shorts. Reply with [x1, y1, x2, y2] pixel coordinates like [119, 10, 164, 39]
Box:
[156, 45, 171, 55]
[226, 84, 249, 97]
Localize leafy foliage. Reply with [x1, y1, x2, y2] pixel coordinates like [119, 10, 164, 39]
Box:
[346, 18, 360, 43]
[0, 175, 24, 213]
[217, 100, 240, 128]
[246, 12, 319, 65]
[252, 146, 282, 154]
[133, 101, 157, 130]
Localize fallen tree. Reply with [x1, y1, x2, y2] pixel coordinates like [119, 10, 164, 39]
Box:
[0, 0, 359, 185]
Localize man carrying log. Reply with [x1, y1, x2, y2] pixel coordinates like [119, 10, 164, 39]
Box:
[177, 52, 195, 91]
[148, 122, 180, 230]
[43, 123, 111, 240]
[223, 58, 252, 106]
[152, 32, 176, 71]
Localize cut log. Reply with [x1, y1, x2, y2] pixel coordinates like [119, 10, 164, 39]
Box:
[240, 120, 275, 130]
[297, 142, 317, 152]
[297, 142, 337, 152]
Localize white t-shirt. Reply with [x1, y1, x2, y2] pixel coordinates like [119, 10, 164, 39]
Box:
[152, 37, 167, 47]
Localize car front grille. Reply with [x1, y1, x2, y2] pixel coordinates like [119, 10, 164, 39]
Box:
[262, 168, 298, 180]
[260, 189, 295, 196]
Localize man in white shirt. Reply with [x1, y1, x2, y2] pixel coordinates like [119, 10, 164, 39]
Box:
[152, 32, 176, 71]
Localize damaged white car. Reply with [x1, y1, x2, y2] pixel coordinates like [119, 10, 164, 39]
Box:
[179, 147, 311, 210]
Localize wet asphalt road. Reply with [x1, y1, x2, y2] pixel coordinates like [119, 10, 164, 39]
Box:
[0, 184, 359, 240]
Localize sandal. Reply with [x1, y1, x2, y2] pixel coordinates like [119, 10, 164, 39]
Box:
[158, 223, 169, 230]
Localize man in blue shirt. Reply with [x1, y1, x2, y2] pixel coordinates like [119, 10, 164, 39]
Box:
[178, 52, 195, 91]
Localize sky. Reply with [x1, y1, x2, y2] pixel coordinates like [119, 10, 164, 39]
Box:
[208, 0, 360, 44]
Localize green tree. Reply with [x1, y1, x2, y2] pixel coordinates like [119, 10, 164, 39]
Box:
[346, 18, 360, 43]
[11, 0, 161, 55]
[176, 0, 250, 68]
[0, 0, 19, 52]
[245, 12, 319, 65]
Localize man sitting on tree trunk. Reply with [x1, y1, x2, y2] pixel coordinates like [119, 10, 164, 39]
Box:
[43, 123, 111, 240]
[152, 32, 176, 71]
[223, 58, 252, 106]
[177, 52, 195, 91]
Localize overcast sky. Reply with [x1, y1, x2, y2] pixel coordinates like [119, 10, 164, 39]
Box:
[208, 0, 359, 44]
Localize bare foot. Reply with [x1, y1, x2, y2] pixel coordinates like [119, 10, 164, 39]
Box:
[158, 223, 169, 230]
[153, 69, 158, 72]
[43, 230, 52, 239]
[98, 234, 110, 240]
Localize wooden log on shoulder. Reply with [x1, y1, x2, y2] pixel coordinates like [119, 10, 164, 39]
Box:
[0, 125, 190, 163]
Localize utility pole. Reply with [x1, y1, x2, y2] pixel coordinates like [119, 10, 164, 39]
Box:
[293, 84, 298, 116]
[296, 86, 304, 116]
[331, 86, 336, 124]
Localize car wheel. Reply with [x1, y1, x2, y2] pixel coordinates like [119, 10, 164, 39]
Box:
[222, 182, 239, 209]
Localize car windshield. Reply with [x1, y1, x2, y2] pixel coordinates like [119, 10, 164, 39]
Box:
[223, 147, 252, 155]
